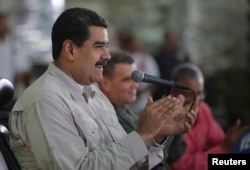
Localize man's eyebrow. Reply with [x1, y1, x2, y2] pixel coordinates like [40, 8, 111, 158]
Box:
[94, 41, 109, 46]
[122, 76, 132, 81]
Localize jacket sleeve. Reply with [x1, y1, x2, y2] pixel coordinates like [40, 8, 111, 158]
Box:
[9, 99, 149, 170]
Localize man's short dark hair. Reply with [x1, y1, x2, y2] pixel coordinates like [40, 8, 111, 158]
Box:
[103, 50, 134, 77]
[51, 7, 108, 60]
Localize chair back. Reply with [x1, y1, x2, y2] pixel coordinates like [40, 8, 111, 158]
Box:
[0, 78, 14, 109]
[0, 124, 21, 170]
[0, 78, 21, 169]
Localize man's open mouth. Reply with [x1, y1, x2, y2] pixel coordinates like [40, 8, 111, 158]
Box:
[95, 60, 107, 68]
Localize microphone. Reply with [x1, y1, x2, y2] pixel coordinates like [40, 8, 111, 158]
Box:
[131, 70, 190, 90]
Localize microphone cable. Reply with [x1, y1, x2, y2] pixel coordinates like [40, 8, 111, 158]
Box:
[164, 85, 197, 112]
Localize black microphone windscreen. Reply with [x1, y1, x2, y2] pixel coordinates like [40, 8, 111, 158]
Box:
[131, 70, 144, 83]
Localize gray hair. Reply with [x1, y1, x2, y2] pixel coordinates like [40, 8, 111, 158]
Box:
[171, 63, 204, 85]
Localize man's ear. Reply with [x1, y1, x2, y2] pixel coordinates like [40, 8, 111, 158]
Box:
[62, 40, 74, 61]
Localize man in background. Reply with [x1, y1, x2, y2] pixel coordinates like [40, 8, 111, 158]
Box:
[0, 11, 31, 111]
[116, 31, 160, 114]
[99, 51, 139, 133]
[169, 63, 247, 170]
[153, 29, 189, 101]
[100, 50, 191, 170]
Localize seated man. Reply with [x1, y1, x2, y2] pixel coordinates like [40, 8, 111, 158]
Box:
[99, 51, 192, 169]
[99, 51, 139, 133]
[169, 63, 247, 170]
[9, 8, 197, 170]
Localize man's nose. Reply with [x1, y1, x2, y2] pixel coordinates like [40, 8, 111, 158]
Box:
[104, 48, 111, 60]
[130, 79, 139, 88]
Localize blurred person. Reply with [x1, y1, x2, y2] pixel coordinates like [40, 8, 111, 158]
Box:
[0, 11, 31, 111]
[0, 12, 14, 83]
[116, 30, 160, 114]
[168, 63, 247, 170]
[153, 29, 190, 101]
[9, 7, 197, 170]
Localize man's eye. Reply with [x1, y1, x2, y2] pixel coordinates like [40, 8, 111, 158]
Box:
[95, 43, 109, 49]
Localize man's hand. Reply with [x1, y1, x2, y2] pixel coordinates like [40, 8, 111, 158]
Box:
[135, 95, 180, 143]
[221, 119, 248, 153]
[156, 94, 198, 139]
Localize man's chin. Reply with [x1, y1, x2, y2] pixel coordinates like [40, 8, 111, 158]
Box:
[130, 98, 137, 103]
[93, 75, 103, 83]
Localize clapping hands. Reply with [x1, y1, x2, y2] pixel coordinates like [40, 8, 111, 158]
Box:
[136, 94, 197, 143]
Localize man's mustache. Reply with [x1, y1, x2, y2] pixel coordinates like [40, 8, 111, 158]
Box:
[95, 60, 107, 67]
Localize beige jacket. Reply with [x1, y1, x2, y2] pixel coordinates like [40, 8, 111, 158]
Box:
[9, 63, 166, 170]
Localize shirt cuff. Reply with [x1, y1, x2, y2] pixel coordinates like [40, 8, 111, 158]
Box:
[122, 131, 149, 162]
[152, 136, 169, 147]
